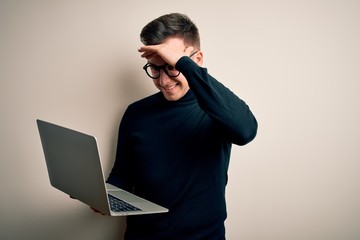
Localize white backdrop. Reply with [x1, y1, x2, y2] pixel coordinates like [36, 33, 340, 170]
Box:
[1, 1, 359, 239]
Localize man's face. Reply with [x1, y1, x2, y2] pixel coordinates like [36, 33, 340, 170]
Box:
[147, 39, 190, 101]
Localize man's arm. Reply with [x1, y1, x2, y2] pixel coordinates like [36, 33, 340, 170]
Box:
[176, 57, 257, 146]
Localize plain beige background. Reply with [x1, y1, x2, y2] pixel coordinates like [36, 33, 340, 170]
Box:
[1, 0, 359, 239]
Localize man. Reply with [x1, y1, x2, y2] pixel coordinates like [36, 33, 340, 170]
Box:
[107, 13, 258, 240]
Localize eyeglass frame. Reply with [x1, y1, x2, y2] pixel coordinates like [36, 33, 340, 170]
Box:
[142, 51, 199, 79]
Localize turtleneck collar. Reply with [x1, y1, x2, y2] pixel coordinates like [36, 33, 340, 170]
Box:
[157, 89, 197, 105]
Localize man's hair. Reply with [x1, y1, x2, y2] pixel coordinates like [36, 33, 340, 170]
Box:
[140, 13, 200, 49]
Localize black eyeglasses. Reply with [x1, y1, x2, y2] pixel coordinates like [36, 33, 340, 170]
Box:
[143, 51, 198, 79]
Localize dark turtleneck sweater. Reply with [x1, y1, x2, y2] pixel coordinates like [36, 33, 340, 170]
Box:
[107, 56, 257, 240]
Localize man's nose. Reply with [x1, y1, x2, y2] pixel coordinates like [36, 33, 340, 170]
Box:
[158, 70, 170, 86]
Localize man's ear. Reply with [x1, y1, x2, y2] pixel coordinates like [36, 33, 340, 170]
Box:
[195, 51, 204, 66]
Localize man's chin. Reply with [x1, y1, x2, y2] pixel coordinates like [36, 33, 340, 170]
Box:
[160, 86, 189, 101]
[163, 94, 180, 101]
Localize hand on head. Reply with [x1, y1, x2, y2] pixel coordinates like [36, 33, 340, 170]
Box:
[138, 38, 194, 67]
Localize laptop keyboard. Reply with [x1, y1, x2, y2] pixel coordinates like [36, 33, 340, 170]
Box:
[108, 194, 141, 212]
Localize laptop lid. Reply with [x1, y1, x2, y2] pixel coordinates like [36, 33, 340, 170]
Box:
[37, 119, 111, 215]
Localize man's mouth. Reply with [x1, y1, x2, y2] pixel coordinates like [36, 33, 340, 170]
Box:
[162, 84, 177, 91]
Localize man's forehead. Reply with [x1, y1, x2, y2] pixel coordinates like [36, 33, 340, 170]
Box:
[164, 36, 186, 44]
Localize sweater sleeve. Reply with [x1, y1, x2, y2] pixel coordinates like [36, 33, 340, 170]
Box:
[106, 106, 135, 190]
[175, 56, 258, 146]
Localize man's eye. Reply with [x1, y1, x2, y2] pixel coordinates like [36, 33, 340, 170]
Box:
[166, 65, 175, 71]
[150, 66, 159, 71]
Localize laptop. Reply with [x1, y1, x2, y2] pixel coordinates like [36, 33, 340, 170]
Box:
[36, 119, 168, 216]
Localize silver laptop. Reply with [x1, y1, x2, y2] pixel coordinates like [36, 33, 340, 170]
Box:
[36, 119, 168, 216]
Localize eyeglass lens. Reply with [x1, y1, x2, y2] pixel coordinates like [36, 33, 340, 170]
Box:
[144, 64, 180, 79]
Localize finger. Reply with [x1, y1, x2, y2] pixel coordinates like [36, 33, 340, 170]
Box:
[138, 45, 157, 53]
[140, 51, 157, 59]
[138, 47, 147, 53]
